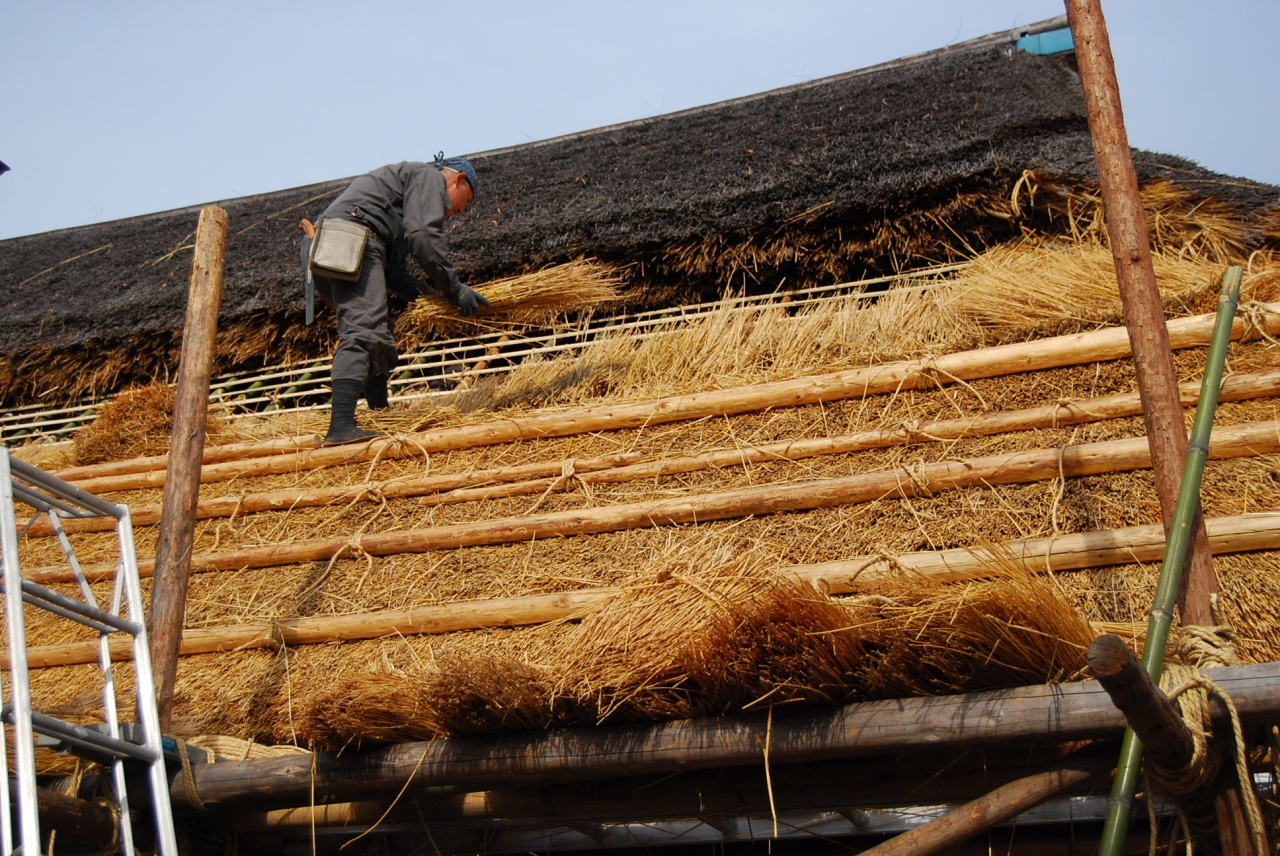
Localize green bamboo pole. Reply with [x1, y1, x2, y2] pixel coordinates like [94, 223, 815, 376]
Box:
[1097, 265, 1243, 856]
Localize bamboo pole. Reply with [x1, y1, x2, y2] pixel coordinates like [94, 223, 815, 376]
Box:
[1066, 0, 1216, 628]
[149, 205, 228, 731]
[170, 662, 1280, 809]
[857, 751, 1110, 856]
[13, 511, 1280, 669]
[32, 368, 1280, 539]
[21, 419, 1280, 587]
[60, 304, 1280, 495]
[1100, 268, 1245, 855]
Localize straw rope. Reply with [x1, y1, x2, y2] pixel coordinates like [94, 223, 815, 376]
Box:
[186, 734, 309, 762]
[1143, 624, 1267, 855]
[1240, 301, 1280, 348]
[175, 737, 216, 811]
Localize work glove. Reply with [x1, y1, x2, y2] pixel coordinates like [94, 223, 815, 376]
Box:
[453, 283, 490, 317]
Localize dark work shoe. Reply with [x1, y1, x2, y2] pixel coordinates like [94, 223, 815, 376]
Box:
[365, 374, 390, 410]
[322, 425, 385, 447]
[325, 377, 383, 446]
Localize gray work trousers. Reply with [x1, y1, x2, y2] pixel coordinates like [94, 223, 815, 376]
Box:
[302, 237, 399, 384]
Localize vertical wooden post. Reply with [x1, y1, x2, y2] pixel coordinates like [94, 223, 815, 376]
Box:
[149, 206, 228, 730]
[1065, 0, 1216, 625]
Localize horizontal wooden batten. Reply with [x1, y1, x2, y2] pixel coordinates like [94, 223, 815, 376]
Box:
[32, 369, 1280, 538]
[14, 511, 1280, 669]
[23, 419, 1280, 590]
[60, 304, 1280, 495]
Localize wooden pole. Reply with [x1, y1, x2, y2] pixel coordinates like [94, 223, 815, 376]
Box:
[19, 419, 1280, 589]
[1089, 634, 1219, 843]
[857, 752, 1110, 856]
[148, 205, 228, 731]
[12, 511, 1280, 669]
[31, 784, 119, 842]
[1066, 0, 1215, 625]
[231, 749, 1099, 833]
[28, 368, 1280, 540]
[1089, 634, 1197, 766]
[52, 434, 319, 483]
[171, 662, 1280, 809]
[28, 451, 646, 537]
[59, 303, 1280, 496]
[1093, 635, 1269, 856]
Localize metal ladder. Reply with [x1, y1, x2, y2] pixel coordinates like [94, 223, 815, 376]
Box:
[0, 447, 177, 855]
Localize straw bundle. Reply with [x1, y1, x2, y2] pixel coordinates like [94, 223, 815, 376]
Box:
[480, 282, 975, 413]
[949, 241, 1278, 330]
[72, 381, 233, 465]
[849, 562, 1096, 699]
[298, 654, 562, 749]
[551, 549, 864, 722]
[1031, 178, 1254, 263]
[406, 259, 622, 336]
[288, 548, 1106, 750]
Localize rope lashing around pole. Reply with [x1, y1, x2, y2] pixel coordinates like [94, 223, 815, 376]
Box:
[1141, 624, 1267, 855]
[1240, 301, 1280, 348]
[914, 354, 990, 412]
[524, 458, 590, 515]
[175, 737, 216, 811]
[902, 461, 935, 497]
[896, 419, 950, 443]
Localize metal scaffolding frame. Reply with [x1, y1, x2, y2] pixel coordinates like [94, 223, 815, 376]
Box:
[0, 447, 176, 856]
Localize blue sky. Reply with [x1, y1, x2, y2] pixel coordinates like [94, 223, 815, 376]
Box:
[1, 1, 1276, 240]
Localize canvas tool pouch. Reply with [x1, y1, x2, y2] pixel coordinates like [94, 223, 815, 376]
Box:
[309, 218, 371, 281]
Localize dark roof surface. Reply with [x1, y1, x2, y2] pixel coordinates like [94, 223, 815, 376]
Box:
[2, 23, 1276, 407]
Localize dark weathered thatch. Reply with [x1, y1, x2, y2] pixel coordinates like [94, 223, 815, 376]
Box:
[1, 27, 1276, 408]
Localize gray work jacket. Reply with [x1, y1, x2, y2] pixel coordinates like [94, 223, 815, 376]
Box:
[321, 161, 463, 300]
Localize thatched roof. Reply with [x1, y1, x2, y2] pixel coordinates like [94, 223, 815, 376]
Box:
[9, 61, 1280, 845]
[1, 20, 1275, 411]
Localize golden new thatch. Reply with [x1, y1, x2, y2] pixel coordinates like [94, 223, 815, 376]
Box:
[10, 183, 1280, 775]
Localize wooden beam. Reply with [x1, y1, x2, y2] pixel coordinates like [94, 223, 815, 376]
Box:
[230, 748, 1098, 833]
[172, 662, 1280, 809]
[12, 511, 1280, 669]
[149, 205, 228, 730]
[30, 368, 1280, 539]
[33, 783, 118, 842]
[62, 303, 1280, 496]
[27, 451, 646, 537]
[857, 751, 1110, 856]
[24, 419, 1280, 590]
[798, 511, 1280, 594]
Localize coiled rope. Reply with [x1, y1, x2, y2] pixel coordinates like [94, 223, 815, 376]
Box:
[1143, 624, 1267, 855]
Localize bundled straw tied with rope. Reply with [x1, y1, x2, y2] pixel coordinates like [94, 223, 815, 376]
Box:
[288, 551, 1103, 750]
[407, 260, 623, 336]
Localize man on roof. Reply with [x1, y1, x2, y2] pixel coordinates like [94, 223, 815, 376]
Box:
[301, 154, 489, 445]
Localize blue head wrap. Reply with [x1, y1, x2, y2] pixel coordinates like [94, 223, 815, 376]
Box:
[434, 152, 479, 198]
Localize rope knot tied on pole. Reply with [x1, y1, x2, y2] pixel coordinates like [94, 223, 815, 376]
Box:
[1142, 625, 1267, 855]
